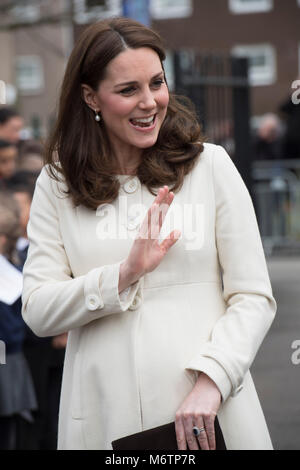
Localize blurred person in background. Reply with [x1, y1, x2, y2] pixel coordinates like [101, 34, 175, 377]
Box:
[7, 169, 40, 190]
[5, 175, 67, 450]
[5, 176, 35, 265]
[209, 119, 235, 156]
[0, 108, 24, 145]
[252, 113, 284, 161]
[0, 140, 18, 189]
[0, 191, 37, 449]
[17, 139, 44, 174]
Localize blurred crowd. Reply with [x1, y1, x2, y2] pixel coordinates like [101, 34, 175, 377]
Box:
[252, 88, 300, 161]
[0, 106, 66, 450]
[208, 92, 300, 162]
[0, 94, 299, 449]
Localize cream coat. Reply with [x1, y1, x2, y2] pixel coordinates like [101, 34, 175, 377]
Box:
[21, 143, 277, 450]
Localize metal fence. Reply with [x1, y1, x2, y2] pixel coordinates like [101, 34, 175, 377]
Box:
[252, 159, 300, 255]
[172, 50, 300, 254]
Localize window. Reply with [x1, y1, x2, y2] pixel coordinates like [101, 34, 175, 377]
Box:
[150, 0, 193, 19]
[74, 0, 122, 24]
[229, 0, 273, 14]
[10, 2, 40, 22]
[16, 56, 44, 94]
[231, 44, 276, 86]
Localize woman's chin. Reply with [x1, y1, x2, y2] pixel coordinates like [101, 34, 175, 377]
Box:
[131, 134, 159, 149]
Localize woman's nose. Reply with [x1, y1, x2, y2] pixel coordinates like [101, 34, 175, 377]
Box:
[139, 88, 156, 110]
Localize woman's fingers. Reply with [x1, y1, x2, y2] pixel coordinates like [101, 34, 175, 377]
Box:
[175, 409, 217, 450]
[138, 203, 153, 239]
[154, 187, 174, 235]
[182, 414, 199, 451]
[174, 373, 221, 451]
[159, 229, 181, 253]
[138, 187, 174, 240]
[175, 417, 187, 450]
[194, 418, 210, 450]
[154, 185, 169, 205]
[203, 415, 216, 450]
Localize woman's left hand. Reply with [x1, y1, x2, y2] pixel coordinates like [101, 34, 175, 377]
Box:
[175, 372, 222, 450]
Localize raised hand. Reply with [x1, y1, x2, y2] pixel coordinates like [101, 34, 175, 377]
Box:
[119, 186, 181, 291]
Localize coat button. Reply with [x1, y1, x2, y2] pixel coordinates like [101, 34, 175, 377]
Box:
[123, 178, 139, 194]
[86, 294, 101, 311]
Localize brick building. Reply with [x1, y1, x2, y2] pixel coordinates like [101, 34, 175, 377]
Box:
[74, 0, 300, 119]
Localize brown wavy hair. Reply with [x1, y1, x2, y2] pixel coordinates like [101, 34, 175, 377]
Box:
[44, 17, 205, 210]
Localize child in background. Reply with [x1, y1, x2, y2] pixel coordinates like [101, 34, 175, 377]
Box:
[0, 190, 37, 449]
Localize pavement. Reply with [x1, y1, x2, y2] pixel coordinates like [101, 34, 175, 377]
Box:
[250, 255, 300, 450]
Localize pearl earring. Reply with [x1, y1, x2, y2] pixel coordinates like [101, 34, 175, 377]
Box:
[94, 109, 101, 122]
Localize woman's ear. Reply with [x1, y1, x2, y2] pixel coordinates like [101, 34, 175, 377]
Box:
[81, 84, 99, 111]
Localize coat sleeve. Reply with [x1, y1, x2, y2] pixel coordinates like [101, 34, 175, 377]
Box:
[21, 166, 143, 338]
[185, 145, 277, 402]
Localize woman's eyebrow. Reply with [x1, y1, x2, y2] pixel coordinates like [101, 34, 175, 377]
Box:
[114, 71, 164, 88]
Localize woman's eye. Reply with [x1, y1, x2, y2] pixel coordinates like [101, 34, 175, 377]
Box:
[119, 79, 165, 95]
[152, 79, 164, 88]
[120, 86, 136, 95]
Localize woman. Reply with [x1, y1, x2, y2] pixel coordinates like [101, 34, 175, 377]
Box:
[21, 17, 277, 450]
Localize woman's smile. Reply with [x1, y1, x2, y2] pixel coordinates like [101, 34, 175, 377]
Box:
[129, 113, 157, 131]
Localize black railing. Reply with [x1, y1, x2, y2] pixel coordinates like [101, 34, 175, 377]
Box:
[252, 159, 300, 254]
[173, 51, 252, 193]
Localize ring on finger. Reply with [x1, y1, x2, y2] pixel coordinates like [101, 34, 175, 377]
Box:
[192, 426, 205, 437]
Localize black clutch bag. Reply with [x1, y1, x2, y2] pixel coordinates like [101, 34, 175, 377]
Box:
[111, 417, 226, 450]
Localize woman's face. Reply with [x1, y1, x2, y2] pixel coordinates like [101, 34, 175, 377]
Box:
[0, 145, 17, 179]
[86, 47, 169, 155]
